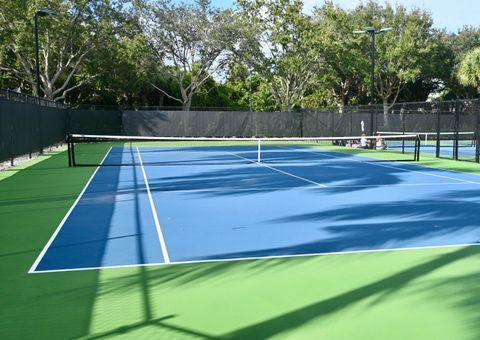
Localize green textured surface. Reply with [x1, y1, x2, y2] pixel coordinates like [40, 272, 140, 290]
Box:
[1, 146, 480, 339]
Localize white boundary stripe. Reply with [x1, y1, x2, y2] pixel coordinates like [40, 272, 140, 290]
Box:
[136, 147, 170, 264]
[226, 151, 328, 187]
[28, 147, 113, 274]
[279, 146, 480, 185]
[30, 242, 480, 274]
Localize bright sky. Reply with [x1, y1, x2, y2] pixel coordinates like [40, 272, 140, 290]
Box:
[209, 0, 478, 33]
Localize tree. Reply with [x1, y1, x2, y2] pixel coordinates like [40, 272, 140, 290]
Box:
[437, 27, 480, 99]
[457, 47, 480, 94]
[312, 2, 369, 108]
[138, 0, 240, 111]
[352, 2, 433, 114]
[73, 9, 168, 107]
[0, 0, 120, 102]
[237, 0, 322, 112]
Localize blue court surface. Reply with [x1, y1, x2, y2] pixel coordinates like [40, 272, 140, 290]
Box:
[30, 145, 480, 273]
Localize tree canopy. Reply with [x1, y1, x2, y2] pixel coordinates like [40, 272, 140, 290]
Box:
[0, 0, 479, 110]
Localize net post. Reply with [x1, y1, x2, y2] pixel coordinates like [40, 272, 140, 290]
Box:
[67, 134, 72, 167]
[453, 103, 459, 160]
[475, 104, 480, 163]
[71, 136, 76, 166]
[257, 139, 261, 162]
[415, 135, 421, 161]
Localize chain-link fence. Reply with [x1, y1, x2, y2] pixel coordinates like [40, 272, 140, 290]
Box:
[2, 87, 480, 166]
[0, 90, 67, 166]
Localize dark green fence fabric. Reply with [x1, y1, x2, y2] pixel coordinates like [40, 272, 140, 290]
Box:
[121, 105, 480, 138]
[68, 108, 122, 135]
[1, 88, 479, 165]
[122, 110, 303, 137]
[0, 99, 67, 164]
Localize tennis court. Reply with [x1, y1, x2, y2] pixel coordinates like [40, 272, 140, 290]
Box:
[4, 136, 480, 339]
[29, 137, 480, 273]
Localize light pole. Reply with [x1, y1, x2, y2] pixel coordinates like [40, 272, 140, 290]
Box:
[354, 27, 393, 135]
[249, 68, 253, 112]
[35, 9, 57, 100]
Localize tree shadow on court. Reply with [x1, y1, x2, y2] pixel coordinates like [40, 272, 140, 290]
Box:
[146, 159, 407, 196]
[82, 245, 480, 339]
[144, 146, 480, 197]
[5, 147, 480, 339]
[72, 146, 480, 339]
[184, 189, 480, 261]
[221, 246, 480, 339]
[427, 266, 480, 339]
[0, 150, 105, 339]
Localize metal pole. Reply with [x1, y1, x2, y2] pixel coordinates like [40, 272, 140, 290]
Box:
[257, 139, 261, 162]
[249, 69, 253, 112]
[35, 13, 41, 100]
[436, 107, 441, 158]
[370, 32, 375, 136]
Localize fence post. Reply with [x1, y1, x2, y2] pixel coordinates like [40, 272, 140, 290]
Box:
[119, 106, 124, 136]
[476, 101, 480, 163]
[454, 102, 459, 160]
[436, 105, 441, 158]
[299, 111, 304, 137]
[10, 123, 14, 166]
[331, 110, 335, 137]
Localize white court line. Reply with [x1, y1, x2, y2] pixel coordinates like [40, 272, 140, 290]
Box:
[136, 147, 171, 264]
[30, 242, 480, 274]
[278, 146, 480, 185]
[28, 147, 113, 274]
[225, 151, 328, 188]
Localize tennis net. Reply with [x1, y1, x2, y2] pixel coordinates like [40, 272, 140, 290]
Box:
[67, 133, 421, 167]
[378, 131, 476, 148]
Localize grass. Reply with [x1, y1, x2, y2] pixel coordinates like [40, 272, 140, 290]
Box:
[2, 145, 480, 339]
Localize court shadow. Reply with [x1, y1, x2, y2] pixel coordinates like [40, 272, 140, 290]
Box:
[222, 246, 480, 339]
[142, 145, 479, 197]
[83, 245, 480, 339]
[0, 150, 104, 339]
[190, 189, 480, 261]
[146, 159, 409, 196]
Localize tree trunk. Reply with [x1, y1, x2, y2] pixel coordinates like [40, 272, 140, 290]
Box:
[183, 98, 192, 111]
[383, 99, 389, 127]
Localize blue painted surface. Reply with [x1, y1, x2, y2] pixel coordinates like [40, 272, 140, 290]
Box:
[35, 145, 480, 271]
[142, 146, 480, 262]
[36, 148, 165, 271]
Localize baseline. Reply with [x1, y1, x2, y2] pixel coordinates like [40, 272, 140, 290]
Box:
[29, 242, 480, 274]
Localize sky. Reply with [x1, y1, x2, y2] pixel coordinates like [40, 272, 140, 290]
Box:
[209, 0, 479, 33]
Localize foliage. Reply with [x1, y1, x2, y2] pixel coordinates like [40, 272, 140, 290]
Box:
[0, 0, 124, 102]
[236, 0, 322, 112]
[0, 0, 479, 108]
[457, 47, 480, 93]
[351, 1, 434, 112]
[312, 2, 368, 107]
[137, 0, 241, 110]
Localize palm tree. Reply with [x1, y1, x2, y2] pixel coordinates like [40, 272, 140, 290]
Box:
[457, 47, 480, 94]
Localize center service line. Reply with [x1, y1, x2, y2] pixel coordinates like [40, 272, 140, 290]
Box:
[136, 147, 171, 264]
